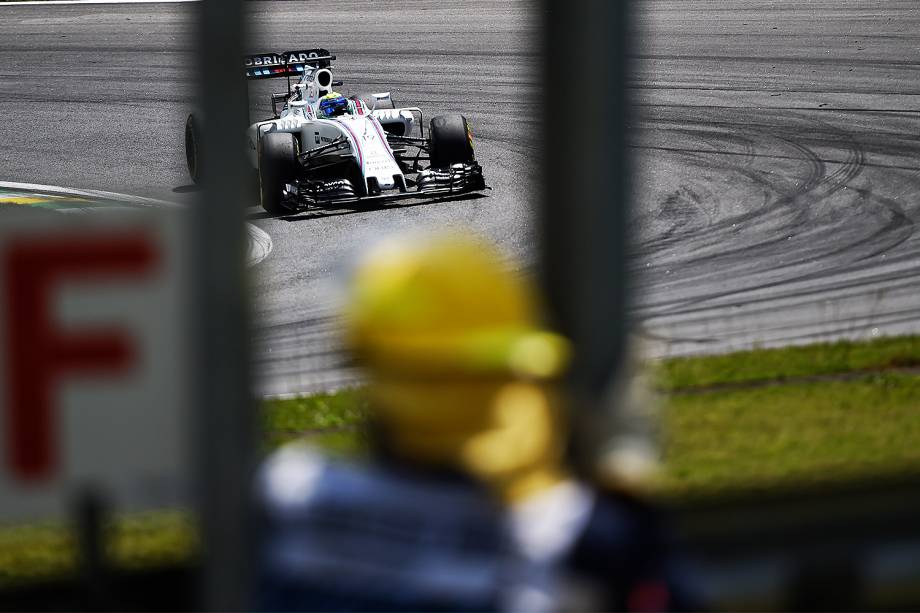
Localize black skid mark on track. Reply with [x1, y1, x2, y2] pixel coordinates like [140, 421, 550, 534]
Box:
[635, 107, 920, 322]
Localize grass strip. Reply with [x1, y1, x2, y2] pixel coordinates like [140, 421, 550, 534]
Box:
[263, 388, 369, 454]
[259, 372, 920, 498]
[0, 510, 197, 587]
[257, 337, 920, 499]
[658, 372, 920, 499]
[657, 335, 920, 391]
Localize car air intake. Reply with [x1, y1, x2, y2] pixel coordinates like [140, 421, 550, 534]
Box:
[315, 69, 333, 95]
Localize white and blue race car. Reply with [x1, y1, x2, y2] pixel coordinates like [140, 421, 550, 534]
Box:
[185, 48, 486, 214]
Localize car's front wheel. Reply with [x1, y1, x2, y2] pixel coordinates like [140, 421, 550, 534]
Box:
[259, 132, 298, 215]
[429, 113, 475, 168]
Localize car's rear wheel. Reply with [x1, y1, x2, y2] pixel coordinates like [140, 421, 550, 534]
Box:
[185, 113, 201, 184]
[429, 113, 475, 168]
[259, 132, 298, 215]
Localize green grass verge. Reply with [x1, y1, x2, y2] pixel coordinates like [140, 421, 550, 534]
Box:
[658, 335, 920, 391]
[264, 388, 368, 432]
[263, 388, 370, 455]
[659, 372, 920, 498]
[257, 335, 920, 498]
[260, 373, 920, 499]
[0, 511, 197, 587]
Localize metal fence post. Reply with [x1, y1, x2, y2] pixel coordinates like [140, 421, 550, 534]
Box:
[193, 0, 256, 609]
[540, 0, 636, 477]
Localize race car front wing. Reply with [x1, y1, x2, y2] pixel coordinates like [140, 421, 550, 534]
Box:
[281, 161, 486, 209]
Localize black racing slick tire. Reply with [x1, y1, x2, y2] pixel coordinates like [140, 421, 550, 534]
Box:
[185, 113, 201, 184]
[429, 113, 475, 168]
[259, 132, 298, 215]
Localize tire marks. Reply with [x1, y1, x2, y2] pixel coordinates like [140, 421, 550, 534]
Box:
[635, 102, 920, 355]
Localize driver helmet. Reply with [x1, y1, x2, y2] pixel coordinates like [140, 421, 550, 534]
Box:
[318, 92, 350, 118]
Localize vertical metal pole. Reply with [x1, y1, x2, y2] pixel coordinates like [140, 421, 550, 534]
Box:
[194, 0, 255, 609]
[75, 489, 111, 611]
[540, 0, 635, 476]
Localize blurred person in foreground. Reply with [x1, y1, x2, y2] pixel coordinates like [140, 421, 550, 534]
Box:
[256, 232, 689, 612]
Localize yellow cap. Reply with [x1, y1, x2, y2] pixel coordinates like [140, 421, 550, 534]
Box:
[345, 234, 569, 379]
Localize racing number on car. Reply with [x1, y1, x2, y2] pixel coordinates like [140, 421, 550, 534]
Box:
[2, 233, 158, 482]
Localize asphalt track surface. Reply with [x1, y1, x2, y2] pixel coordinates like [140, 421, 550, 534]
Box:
[1, 1, 918, 396]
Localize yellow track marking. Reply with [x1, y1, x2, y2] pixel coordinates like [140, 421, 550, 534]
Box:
[0, 194, 89, 206]
[0, 196, 53, 205]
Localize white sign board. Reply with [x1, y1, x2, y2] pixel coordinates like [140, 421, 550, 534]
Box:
[0, 208, 191, 522]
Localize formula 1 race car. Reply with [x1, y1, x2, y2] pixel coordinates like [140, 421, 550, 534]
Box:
[184, 48, 486, 214]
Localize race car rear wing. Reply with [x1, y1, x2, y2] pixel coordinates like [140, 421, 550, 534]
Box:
[244, 48, 335, 80]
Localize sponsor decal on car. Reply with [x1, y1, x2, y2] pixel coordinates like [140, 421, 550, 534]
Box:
[244, 49, 324, 68]
[282, 50, 321, 64]
[243, 49, 330, 80]
[245, 55, 284, 68]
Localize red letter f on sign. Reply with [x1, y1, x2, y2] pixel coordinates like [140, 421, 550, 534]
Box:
[4, 234, 157, 483]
